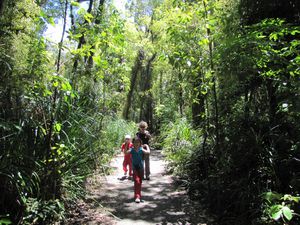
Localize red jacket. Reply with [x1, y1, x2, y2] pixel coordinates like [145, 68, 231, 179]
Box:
[121, 142, 133, 155]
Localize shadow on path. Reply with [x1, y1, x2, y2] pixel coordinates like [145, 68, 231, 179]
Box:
[68, 150, 211, 225]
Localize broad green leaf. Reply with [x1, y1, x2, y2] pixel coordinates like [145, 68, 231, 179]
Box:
[282, 206, 293, 221]
[270, 205, 282, 220]
[271, 210, 282, 221]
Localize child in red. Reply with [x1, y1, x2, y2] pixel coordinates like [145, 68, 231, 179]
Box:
[126, 137, 150, 203]
[121, 135, 133, 178]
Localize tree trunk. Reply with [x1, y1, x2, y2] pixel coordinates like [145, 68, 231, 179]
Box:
[85, 0, 105, 74]
[71, 0, 94, 87]
[139, 53, 156, 129]
[123, 50, 144, 120]
[203, 0, 219, 152]
[178, 70, 184, 116]
[43, 0, 68, 200]
[0, 0, 5, 15]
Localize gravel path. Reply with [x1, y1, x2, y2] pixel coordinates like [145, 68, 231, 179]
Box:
[67, 149, 211, 225]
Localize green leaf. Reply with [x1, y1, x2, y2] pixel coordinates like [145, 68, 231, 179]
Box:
[269, 32, 278, 41]
[54, 123, 62, 132]
[270, 205, 282, 220]
[71, 1, 80, 7]
[41, 127, 47, 135]
[48, 17, 55, 26]
[93, 55, 101, 63]
[61, 81, 72, 91]
[282, 206, 293, 221]
[291, 29, 300, 35]
[208, 18, 217, 25]
[264, 191, 281, 202]
[271, 210, 282, 221]
[291, 196, 300, 203]
[84, 13, 93, 23]
[53, 81, 59, 87]
[198, 38, 209, 46]
[0, 218, 12, 225]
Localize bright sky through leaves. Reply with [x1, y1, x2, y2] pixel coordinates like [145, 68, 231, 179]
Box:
[44, 0, 126, 43]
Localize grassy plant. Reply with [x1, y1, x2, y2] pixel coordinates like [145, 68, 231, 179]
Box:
[100, 117, 137, 154]
[160, 118, 201, 176]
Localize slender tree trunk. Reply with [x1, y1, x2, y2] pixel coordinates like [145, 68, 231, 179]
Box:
[202, 0, 220, 211]
[139, 53, 156, 129]
[203, 0, 219, 152]
[71, 0, 94, 87]
[123, 50, 144, 120]
[56, 1, 68, 73]
[70, 3, 75, 32]
[44, 0, 68, 200]
[86, 0, 105, 73]
[178, 70, 184, 116]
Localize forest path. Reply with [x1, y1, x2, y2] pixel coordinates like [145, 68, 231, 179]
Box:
[67, 149, 211, 225]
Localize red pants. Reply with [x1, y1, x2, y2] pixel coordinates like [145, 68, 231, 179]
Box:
[133, 169, 143, 199]
[123, 155, 132, 176]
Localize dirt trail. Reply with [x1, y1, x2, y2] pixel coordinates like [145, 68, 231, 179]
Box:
[67, 149, 211, 225]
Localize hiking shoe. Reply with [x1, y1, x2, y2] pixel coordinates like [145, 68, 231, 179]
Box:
[135, 198, 140, 203]
[145, 176, 150, 180]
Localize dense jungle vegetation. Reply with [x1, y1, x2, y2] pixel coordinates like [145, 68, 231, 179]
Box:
[0, 0, 300, 224]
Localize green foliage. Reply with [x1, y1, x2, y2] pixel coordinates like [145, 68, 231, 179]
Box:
[0, 217, 12, 225]
[0, 0, 130, 223]
[161, 118, 201, 175]
[249, 19, 300, 78]
[23, 198, 65, 224]
[1, 0, 300, 224]
[58, 110, 105, 202]
[100, 118, 137, 153]
[154, 1, 300, 225]
[263, 192, 300, 224]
